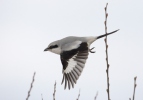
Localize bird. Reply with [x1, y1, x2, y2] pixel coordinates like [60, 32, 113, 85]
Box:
[44, 29, 119, 90]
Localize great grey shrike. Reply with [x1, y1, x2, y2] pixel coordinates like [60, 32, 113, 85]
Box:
[44, 29, 119, 90]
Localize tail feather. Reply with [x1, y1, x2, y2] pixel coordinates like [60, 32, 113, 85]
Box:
[97, 29, 119, 39]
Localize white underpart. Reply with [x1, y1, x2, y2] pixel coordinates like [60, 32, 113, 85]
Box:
[51, 47, 61, 55]
[64, 55, 77, 73]
[86, 36, 97, 45]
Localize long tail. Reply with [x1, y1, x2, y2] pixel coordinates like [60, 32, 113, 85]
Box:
[97, 29, 119, 39]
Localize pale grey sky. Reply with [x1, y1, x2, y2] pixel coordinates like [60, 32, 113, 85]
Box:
[0, 0, 143, 100]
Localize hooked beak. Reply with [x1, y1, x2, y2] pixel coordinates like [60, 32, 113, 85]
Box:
[44, 47, 49, 51]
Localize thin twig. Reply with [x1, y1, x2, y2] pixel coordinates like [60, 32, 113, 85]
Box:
[26, 72, 36, 100]
[76, 89, 80, 100]
[132, 76, 137, 100]
[41, 94, 43, 100]
[104, 3, 111, 100]
[94, 91, 98, 100]
[53, 81, 56, 100]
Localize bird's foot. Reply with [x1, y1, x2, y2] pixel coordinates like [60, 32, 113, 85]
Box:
[89, 47, 95, 53]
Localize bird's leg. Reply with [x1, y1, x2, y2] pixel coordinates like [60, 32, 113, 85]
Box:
[89, 47, 95, 53]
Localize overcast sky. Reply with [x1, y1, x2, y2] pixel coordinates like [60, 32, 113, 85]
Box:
[0, 0, 143, 100]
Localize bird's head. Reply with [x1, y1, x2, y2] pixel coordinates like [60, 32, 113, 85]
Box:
[44, 41, 61, 54]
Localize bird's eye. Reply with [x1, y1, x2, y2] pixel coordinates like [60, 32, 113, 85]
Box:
[49, 45, 58, 49]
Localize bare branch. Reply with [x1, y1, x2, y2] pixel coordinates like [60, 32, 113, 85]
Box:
[133, 76, 137, 100]
[41, 94, 43, 100]
[53, 81, 56, 100]
[26, 72, 36, 100]
[104, 3, 111, 100]
[94, 91, 98, 100]
[76, 89, 80, 100]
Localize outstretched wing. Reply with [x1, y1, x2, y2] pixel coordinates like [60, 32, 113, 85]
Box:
[60, 41, 89, 89]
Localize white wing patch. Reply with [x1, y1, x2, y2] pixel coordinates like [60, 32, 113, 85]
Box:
[64, 55, 77, 73]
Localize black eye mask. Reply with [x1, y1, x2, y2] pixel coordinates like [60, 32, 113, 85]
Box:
[49, 45, 58, 49]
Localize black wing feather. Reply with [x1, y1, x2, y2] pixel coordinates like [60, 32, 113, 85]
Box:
[60, 42, 89, 89]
